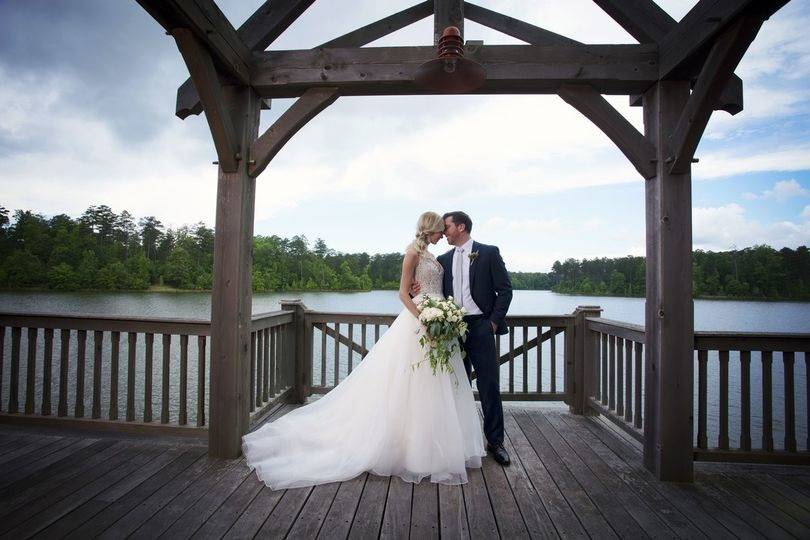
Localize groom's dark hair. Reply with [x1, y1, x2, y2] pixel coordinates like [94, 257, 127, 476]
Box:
[443, 211, 472, 233]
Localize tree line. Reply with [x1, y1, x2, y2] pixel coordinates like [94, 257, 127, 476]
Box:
[0, 205, 807, 299]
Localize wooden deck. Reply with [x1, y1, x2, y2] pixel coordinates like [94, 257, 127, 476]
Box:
[1, 405, 809, 539]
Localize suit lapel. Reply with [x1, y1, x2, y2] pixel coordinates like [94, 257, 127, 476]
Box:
[442, 250, 453, 293]
[469, 241, 479, 290]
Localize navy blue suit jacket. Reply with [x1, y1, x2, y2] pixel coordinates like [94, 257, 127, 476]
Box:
[438, 242, 513, 335]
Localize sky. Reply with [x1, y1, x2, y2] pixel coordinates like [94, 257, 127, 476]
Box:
[1, 0, 808, 272]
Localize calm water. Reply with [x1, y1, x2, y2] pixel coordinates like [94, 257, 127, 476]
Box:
[1, 290, 808, 450]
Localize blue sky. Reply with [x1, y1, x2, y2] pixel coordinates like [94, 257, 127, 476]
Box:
[1, 0, 808, 271]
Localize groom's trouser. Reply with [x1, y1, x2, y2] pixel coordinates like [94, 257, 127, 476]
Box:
[463, 316, 504, 446]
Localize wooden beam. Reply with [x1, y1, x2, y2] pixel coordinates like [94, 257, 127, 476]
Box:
[250, 44, 660, 98]
[668, 16, 763, 174]
[209, 87, 261, 458]
[558, 85, 656, 179]
[321, 1, 433, 48]
[464, 2, 581, 45]
[172, 28, 239, 172]
[435, 0, 464, 44]
[176, 0, 316, 119]
[591, 0, 675, 43]
[593, 0, 745, 114]
[659, 0, 788, 79]
[249, 87, 340, 178]
[137, 0, 251, 84]
[643, 80, 694, 482]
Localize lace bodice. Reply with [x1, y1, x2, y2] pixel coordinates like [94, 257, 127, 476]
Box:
[414, 251, 444, 300]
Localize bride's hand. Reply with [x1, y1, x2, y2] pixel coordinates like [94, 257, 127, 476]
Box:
[410, 280, 422, 297]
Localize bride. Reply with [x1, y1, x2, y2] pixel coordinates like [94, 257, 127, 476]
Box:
[242, 211, 486, 489]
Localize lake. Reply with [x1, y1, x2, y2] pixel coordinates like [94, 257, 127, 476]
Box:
[1, 290, 808, 450]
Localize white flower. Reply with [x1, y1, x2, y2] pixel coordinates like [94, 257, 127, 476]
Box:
[419, 307, 443, 323]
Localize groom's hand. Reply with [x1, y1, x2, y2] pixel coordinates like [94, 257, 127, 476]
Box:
[409, 280, 422, 297]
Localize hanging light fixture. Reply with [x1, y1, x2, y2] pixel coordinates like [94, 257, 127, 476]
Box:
[414, 26, 486, 93]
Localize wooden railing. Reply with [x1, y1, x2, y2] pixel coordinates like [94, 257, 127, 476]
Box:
[585, 318, 810, 465]
[248, 310, 296, 425]
[304, 311, 576, 403]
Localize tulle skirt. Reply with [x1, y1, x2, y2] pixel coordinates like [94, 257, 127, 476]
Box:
[242, 307, 485, 490]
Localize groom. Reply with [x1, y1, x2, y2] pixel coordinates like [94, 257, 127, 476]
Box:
[439, 211, 513, 466]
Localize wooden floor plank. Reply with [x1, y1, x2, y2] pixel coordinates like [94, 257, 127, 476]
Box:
[221, 485, 284, 539]
[190, 473, 263, 539]
[0, 437, 95, 489]
[380, 476, 412, 539]
[255, 485, 314, 538]
[0, 434, 46, 458]
[317, 473, 367, 540]
[2, 442, 160, 538]
[65, 448, 208, 539]
[158, 459, 255, 539]
[513, 410, 617, 538]
[288, 481, 342, 538]
[35, 445, 188, 538]
[410, 479, 439, 539]
[462, 466, 499, 539]
[0, 434, 63, 466]
[98, 453, 227, 539]
[348, 473, 389, 539]
[503, 412, 584, 539]
[716, 472, 810, 536]
[125, 456, 242, 539]
[575, 415, 738, 539]
[752, 472, 810, 511]
[545, 412, 677, 538]
[438, 483, 470, 540]
[558, 413, 707, 539]
[480, 453, 530, 538]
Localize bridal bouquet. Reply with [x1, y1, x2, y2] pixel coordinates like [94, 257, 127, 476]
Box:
[414, 296, 468, 375]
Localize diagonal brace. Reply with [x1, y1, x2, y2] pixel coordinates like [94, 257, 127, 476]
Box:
[249, 88, 340, 178]
[668, 17, 763, 174]
[173, 28, 239, 172]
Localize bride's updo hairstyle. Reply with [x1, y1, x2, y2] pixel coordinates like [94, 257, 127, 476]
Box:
[408, 211, 444, 254]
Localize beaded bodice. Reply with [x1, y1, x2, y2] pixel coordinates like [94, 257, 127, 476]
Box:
[414, 251, 444, 300]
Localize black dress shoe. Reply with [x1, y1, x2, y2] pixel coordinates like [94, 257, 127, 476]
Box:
[486, 443, 511, 466]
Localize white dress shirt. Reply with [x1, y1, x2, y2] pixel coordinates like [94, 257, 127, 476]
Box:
[453, 238, 483, 315]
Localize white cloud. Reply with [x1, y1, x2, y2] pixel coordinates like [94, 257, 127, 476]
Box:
[742, 179, 809, 201]
[693, 203, 810, 250]
[802, 205, 810, 219]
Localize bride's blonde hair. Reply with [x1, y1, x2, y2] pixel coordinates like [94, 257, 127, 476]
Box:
[407, 211, 444, 255]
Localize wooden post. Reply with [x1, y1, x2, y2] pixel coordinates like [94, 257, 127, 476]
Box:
[642, 80, 694, 482]
[209, 85, 261, 459]
[571, 306, 602, 415]
[434, 0, 463, 44]
[281, 300, 312, 404]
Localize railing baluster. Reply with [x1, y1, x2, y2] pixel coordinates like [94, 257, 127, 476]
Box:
[9, 327, 21, 414]
[374, 323, 380, 344]
[624, 339, 632, 423]
[75, 329, 87, 418]
[806, 350, 809, 452]
[634, 342, 643, 429]
[615, 337, 624, 417]
[522, 326, 529, 394]
[762, 351, 774, 452]
[109, 331, 120, 420]
[697, 349, 707, 449]
[180, 334, 188, 425]
[783, 351, 796, 452]
[270, 327, 277, 396]
[197, 335, 206, 427]
[536, 325, 542, 393]
[718, 350, 729, 450]
[255, 329, 263, 407]
[92, 331, 103, 419]
[145, 333, 154, 422]
[0, 327, 4, 408]
[599, 334, 608, 405]
[319, 323, 326, 387]
[361, 324, 367, 360]
[58, 329, 69, 417]
[25, 327, 38, 415]
[739, 350, 751, 451]
[161, 334, 171, 424]
[126, 333, 137, 421]
[249, 332, 256, 412]
[334, 323, 340, 386]
[608, 334, 615, 411]
[348, 324, 354, 374]
[263, 328, 269, 401]
[42, 328, 53, 416]
[508, 326, 514, 394]
[550, 330, 557, 394]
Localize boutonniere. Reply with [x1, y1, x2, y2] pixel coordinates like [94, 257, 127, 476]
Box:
[468, 251, 480, 263]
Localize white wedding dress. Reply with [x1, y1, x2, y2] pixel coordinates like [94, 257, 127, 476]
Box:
[242, 251, 485, 490]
